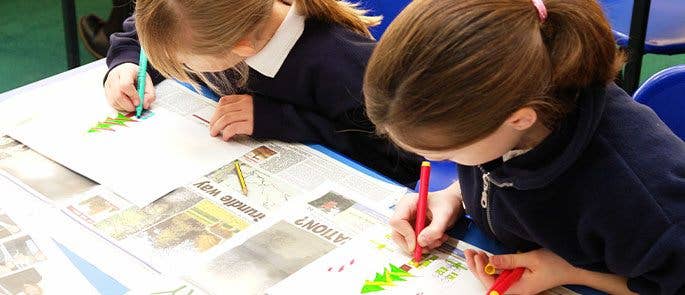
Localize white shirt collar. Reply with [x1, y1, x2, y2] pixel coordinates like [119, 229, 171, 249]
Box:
[245, 3, 305, 78]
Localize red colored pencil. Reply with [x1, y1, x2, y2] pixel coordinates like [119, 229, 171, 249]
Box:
[487, 267, 525, 295]
[413, 161, 431, 263]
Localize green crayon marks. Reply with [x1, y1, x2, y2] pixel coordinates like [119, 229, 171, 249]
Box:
[361, 263, 412, 293]
[87, 111, 154, 133]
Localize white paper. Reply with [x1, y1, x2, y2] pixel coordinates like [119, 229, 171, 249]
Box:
[5, 69, 250, 207]
[267, 226, 483, 294]
[269, 226, 579, 295]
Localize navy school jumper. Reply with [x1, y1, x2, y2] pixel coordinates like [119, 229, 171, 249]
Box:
[459, 83, 685, 294]
[106, 16, 422, 185]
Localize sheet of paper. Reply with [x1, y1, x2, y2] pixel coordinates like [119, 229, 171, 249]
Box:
[269, 226, 579, 295]
[4, 69, 250, 207]
[0, 177, 100, 294]
[267, 226, 485, 295]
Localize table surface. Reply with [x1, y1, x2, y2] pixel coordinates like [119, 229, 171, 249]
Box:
[0, 60, 600, 294]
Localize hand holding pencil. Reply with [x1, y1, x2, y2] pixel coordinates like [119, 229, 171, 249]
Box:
[465, 248, 580, 295]
[388, 165, 463, 255]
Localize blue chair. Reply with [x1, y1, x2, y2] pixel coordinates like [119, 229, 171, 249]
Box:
[600, 0, 685, 94]
[364, 0, 412, 40]
[425, 161, 458, 192]
[633, 64, 685, 140]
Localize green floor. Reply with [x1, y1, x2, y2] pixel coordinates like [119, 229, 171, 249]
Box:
[1, 0, 685, 93]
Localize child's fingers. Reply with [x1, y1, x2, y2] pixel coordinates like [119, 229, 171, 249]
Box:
[389, 197, 418, 253]
[473, 252, 496, 288]
[424, 234, 447, 250]
[220, 121, 252, 141]
[389, 220, 416, 254]
[464, 250, 480, 278]
[209, 103, 243, 126]
[490, 252, 535, 270]
[114, 94, 135, 112]
[119, 80, 139, 107]
[417, 209, 453, 247]
[390, 231, 411, 254]
[210, 111, 250, 137]
[143, 75, 156, 109]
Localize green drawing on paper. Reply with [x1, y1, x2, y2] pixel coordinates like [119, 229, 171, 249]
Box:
[360, 263, 412, 294]
[87, 111, 154, 133]
[445, 259, 467, 271]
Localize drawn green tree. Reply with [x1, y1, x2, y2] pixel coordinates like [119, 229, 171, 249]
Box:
[361, 263, 412, 293]
[88, 113, 139, 133]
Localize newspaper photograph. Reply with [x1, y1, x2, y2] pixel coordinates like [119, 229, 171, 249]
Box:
[63, 182, 266, 273]
[186, 218, 336, 295]
[0, 135, 97, 206]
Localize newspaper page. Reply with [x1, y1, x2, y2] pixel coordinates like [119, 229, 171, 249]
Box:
[236, 143, 408, 214]
[269, 226, 579, 295]
[61, 181, 264, 275]
[0, 177, 100, 294]
[183, 185, 388, 295]
[0, 135, 98, 206]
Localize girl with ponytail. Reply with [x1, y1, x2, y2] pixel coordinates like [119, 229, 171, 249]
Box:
[103, 0, 422, 184]
[366, 0, 685, 293]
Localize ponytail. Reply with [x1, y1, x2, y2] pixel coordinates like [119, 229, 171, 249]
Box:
[297, 0, 382, 37]
[542, 0, 624, 92]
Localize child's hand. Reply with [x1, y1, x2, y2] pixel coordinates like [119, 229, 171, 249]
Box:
[104, 63, 155, 112]
[464, 248, 578, 294]
[209, 95, 254, 141]
[389, 183, 463, 254]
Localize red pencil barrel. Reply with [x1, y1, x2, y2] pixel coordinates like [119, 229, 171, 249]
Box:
[413, 162, 431, 262]
[488, 267, 525, 295]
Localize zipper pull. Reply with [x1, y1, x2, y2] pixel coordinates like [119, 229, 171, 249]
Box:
[480, 172, 490, 208]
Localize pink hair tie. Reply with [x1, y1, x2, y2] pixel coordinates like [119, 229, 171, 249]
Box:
[531, 0, 548, 22]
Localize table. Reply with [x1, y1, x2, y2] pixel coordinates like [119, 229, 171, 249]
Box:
[0, 60, 599, 294]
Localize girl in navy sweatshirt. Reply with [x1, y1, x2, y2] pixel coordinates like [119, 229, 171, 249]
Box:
[103, 0, 421, 184]
[364, 0, 685, 293]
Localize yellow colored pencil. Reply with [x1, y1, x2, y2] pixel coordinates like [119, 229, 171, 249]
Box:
[234, 160, 248, 196]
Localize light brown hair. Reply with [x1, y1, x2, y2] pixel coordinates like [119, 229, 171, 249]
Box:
[135, 0, 381, 95]
[364, 0, 623, 151]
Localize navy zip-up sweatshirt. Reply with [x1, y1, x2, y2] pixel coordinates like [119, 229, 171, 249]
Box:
[106, 16, 422, 185]
[459, 83, 685, 294]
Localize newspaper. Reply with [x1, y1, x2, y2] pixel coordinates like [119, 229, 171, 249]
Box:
[183, 185, 388, 295]
[0, 135, 97, 206]
[62, 184, 259, 274]
[155, 81, 409, 212]
[0, 177, 99, 294]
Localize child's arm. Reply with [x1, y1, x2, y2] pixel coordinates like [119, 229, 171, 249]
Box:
[465, 249, 636, 295]
[105, 16, 165, 84]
